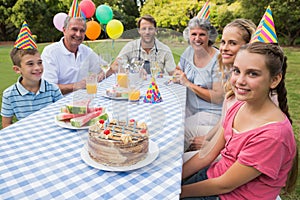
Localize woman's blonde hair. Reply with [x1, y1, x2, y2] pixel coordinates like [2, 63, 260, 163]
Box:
[218, 19, 256, 98]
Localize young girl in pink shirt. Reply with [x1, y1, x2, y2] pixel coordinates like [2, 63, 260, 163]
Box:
[181, 42, 298, 200]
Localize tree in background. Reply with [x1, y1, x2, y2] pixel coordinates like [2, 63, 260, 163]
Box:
[1, 0, 140, 42]
[141, 0, 300, 45]
[1, 0, 69, 43]
[239, 0, 300, 45]
[140, 0, 200, 32]
[1, 0, 299, 45]
[0, 0, 18, 41]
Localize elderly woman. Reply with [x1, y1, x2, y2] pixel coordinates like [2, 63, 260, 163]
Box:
[174, 17, 224, 151]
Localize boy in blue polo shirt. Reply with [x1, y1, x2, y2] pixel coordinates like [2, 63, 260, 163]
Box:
[1, 21, 63, 128]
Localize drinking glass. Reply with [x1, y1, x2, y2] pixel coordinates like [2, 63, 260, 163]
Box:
[116, 58, 128, 88]
[99, 53, 112, 79]
[150, 60, 161, 79]
[86, 72, 98, 98]
[128, 58, 144, 103]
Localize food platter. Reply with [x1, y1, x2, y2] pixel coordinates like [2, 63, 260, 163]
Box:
[54, 116, 90, 130]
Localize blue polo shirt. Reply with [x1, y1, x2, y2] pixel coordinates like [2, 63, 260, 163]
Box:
[1, 77, 63, 120]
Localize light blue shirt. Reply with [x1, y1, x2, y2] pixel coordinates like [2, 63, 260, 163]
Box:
[1, 77, 63, 120]
[179, 46, 222, 116]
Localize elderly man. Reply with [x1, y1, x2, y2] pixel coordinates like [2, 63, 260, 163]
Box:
[41, 16, 104, 95]
[107, 15, 176, 77]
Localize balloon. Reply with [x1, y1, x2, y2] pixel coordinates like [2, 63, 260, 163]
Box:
[85, 21, 101, 40]
[53, 12, 68, 32]
[106, 19, 124, 40]
[79, 0, 96, 18]
[95, 5, 113, 25]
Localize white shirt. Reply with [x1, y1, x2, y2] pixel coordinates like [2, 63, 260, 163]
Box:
[41, 37, 101, 84]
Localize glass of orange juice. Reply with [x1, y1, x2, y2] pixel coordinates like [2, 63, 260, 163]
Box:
[86, 73, 97, 97]
[128, 87, 140, 102]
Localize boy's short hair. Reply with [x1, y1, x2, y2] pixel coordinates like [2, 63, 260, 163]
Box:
[10, 48, 39, 67]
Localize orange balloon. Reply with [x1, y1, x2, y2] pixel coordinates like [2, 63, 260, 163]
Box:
[86, 21, 101, 40]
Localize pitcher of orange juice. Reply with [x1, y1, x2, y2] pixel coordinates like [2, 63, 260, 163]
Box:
[117, 73, 128, 88]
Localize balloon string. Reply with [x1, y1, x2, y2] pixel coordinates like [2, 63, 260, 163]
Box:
[85, 40, 90, 47]
[104, 24, 108, 39]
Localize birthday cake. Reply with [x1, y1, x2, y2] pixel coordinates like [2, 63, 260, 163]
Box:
[87, 119, 149, 166]
[106, 86, 128, 98]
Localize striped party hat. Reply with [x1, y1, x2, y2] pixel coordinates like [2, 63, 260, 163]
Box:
[250, 6, 278, 43]
[68, 0, 81, 17]
[14, 21, 37, 49]
[197, 1, 210, 20]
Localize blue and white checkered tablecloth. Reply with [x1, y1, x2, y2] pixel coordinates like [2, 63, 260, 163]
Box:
[0, 76, 186, 200]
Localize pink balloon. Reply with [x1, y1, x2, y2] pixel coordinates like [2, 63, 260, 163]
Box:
[79, 0, 96, 18]
[53, 12, 67, 32]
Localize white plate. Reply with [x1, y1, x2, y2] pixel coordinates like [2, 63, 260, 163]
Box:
[54, 116, 91, 130]
[81, 140, 159, 171]
[102, 93, 128, 100]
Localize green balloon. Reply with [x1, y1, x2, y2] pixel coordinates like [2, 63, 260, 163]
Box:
[95, 5, 113, 25]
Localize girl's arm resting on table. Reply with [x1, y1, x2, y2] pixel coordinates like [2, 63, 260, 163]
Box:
[180, 161, 261, 198]
[182, 129, 226, 179]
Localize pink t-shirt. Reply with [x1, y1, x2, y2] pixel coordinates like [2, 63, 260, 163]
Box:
[207, 101, 296, 200]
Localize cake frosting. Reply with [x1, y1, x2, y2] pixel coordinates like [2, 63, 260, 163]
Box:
[106, 86, 128, 98]
[88, 119, 149, 166]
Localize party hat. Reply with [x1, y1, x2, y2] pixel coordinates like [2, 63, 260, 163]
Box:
[68, 0, 81, 17]
[197, 1, 210, 20]
[143, 78, 163, 104]
[250, 6, 278, 43]
[14, 21, 37, 49]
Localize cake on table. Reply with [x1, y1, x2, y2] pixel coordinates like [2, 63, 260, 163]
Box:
[106, 85, 128, 98]
[88, 119, 149, 166]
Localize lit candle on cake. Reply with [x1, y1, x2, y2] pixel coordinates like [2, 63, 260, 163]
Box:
[122, 126, 125, 134]
[112, 125, 115, 134]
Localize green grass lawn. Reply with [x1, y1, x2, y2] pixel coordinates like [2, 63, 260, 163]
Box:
[0, 41, 299, 199]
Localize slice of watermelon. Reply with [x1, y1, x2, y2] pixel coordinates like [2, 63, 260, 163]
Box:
[66, 99, 91, 114]
[70, 110, 102, 127]
[56, 113, 86, 121]
[60, 106, 70, 113]
[86, 113, 109, 126]
[87, 106, 104, 113]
